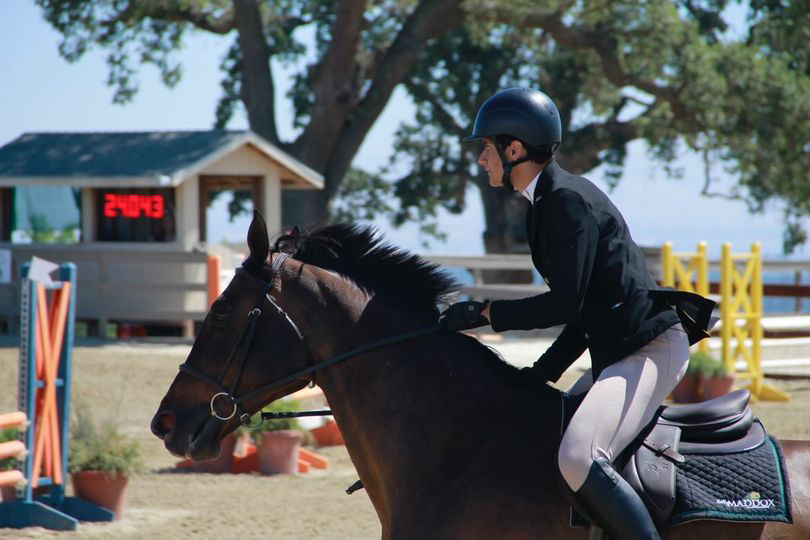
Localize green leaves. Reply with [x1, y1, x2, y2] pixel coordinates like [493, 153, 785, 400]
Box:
[242, 400, 302, 441]
[68, 406, 143, 475]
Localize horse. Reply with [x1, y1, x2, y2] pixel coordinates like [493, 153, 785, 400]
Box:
[151, 212, 810, 539]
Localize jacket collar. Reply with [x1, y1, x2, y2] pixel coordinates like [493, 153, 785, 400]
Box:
[534, 159, 560, 203]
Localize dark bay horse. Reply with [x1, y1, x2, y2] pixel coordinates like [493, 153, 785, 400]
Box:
[151, 212, 810, 539]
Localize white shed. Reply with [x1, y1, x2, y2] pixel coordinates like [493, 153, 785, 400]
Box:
[0, 130, 323, 335]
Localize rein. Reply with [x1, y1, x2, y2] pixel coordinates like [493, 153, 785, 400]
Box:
[177, 252, 442, 426]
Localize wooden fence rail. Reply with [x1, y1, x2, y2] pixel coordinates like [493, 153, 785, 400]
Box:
[423, 252, 810, 311]
[0, 244, 210, 335]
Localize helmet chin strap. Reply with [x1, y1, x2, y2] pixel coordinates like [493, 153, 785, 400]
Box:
[495, 143, 531, 192]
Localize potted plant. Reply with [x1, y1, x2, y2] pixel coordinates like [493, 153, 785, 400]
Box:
[68, 409, 142, 519]
[699, 352, 736, 400]
[245, 400, 304, 475]
[671, 353, 704, 403]
[0, 426, 23, 502]
[310, 418, 344, 447]
[672, 352, 735, 403]
[175, 431, 241, 473]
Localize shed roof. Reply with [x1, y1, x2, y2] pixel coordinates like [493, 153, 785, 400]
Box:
[0, 130, 323, 189]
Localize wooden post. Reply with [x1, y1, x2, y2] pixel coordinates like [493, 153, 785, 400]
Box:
[207, 254, 222, 307]
[721, 243, 733, 374]
[661, 242, 674, 287]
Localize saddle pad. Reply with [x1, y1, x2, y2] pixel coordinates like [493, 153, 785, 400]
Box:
[668, 435, 792, 526]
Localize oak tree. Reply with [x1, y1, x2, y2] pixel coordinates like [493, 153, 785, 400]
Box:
[37, 0, 810, 255]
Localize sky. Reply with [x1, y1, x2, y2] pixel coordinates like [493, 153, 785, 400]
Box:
[0, 1, 802, 260]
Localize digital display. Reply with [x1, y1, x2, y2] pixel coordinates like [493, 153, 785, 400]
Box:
[103, 193, 165, 219]
[96, 188, 176, 242]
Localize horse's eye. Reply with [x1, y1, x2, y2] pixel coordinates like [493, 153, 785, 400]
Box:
[212, 302, 233, 323]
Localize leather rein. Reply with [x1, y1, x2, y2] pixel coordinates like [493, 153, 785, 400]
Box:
[177, 252, 442, 427]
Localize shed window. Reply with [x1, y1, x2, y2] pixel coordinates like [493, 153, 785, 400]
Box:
[96, 188, 176, 242]
[11, 187, 81, 244]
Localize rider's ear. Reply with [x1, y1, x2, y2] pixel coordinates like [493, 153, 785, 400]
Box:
[511, 140, 525, 159]
[247, 210, 270, 264]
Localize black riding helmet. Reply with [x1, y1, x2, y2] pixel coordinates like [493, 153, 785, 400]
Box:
[465, 88, 562, 191]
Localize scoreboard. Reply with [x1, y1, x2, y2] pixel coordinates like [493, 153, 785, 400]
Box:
[96, 189, 176, 242]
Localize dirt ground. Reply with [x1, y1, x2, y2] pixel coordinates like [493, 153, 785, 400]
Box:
[1, 340, 809, 540]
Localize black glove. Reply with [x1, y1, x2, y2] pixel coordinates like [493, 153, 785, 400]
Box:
[439, 301, 490, 332]
[519, 362, 552, 387]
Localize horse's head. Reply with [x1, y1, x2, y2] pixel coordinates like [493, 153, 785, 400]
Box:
[150, 212, 312, 461]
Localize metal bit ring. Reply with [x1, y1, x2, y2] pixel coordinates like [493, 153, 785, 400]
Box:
[210, 392, 237, 421]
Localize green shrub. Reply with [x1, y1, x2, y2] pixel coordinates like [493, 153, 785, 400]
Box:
[68, 407, 142, 477]
[0, 427, 20, 471]
[242, 400, 302, 443]
[687, 351, 729, 378]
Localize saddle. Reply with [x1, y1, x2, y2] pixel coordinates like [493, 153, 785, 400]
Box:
[565, 388, 766, 527]
[620, 389, 762, 524]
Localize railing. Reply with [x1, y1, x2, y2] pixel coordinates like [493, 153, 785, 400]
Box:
[0, 244, 210, 333]
[423, 251, 810, 311]
[2, 246, 808, 335]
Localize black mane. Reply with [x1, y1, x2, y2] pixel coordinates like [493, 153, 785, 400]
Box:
[273, 224, 460, 309]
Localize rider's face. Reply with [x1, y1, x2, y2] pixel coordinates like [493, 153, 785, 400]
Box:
[478, 138, 504, 187]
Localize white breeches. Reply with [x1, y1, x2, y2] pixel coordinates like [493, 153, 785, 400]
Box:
[558, 324, 690, 491]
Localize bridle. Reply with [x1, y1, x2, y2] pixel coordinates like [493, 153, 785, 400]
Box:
[177, 252, 442, 427]
[178, 252, 306, 426]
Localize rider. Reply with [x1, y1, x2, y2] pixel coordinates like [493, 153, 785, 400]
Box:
[440, 87, 711, 540]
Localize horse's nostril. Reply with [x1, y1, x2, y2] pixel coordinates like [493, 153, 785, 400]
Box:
[150, 411, 176, 440]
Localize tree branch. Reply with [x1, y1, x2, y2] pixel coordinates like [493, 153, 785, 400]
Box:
[296, 0, 369, 169]
[402, 80, 465, 137]
[102, 3, 236, 35]
[323, 0, 464, 197]
[557, 98, 661, 174]
[474, 3, 686, 120]
[233, 0, 278, 144]
[700, 148, 742, 201]
[559, 118, 638, 174]
[156, 8, 235, 34]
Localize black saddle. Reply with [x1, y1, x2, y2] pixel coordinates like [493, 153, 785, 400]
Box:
[566, 388, 767, 528]
[658, 388, 753, 444]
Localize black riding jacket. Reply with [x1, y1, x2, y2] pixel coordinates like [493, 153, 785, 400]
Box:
[489, 160, 681, 381]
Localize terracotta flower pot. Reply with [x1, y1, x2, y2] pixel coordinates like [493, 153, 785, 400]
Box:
[671, 373, 701, 403]
[199, 432, 239, 473]
[71, 470, 128, 519]
[1, 485, 17, 502]
[702, 374, 735, 400]
[258, 430, 302, 475]
[310, 419, 344, 446]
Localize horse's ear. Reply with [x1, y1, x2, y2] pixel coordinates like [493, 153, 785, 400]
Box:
[275, 225, 302, 254]
[247, 210, 269, 264]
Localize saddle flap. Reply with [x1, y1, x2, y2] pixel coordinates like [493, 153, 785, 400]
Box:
[678, 418, 767, 455]
[621, 423, 681, 525]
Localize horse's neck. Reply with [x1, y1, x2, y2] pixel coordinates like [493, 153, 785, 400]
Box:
[283, 271, 563, 522]
[282, 268, 560, 525]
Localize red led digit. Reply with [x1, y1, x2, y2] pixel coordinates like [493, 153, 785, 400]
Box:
[115, 194, 127, 217]
[104, 193, 117, 217]
[152, 195, 164, 218]
[140, 195, 152, 217]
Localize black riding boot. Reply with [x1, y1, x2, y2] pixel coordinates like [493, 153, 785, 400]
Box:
[574, 457, 661, 540]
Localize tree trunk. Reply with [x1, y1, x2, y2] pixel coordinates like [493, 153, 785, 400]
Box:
[233, 0, 278, 145]
[475, 172, 534, 284]
[280, 190, 331, 229]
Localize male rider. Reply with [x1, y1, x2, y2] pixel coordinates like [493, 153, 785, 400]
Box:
[440, 88, 712, 540]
